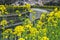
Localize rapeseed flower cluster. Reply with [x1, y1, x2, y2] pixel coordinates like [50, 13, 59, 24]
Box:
[41, 36, 49, 40]
[2, 29, 13, 39]
[25, 3, 31, 9]
[0, 5, 6, 13]
[0, 4, 60, 40]
[0, 20, 8, 26]
[18, 38, 25, 40]
[14, 25, 25, 36]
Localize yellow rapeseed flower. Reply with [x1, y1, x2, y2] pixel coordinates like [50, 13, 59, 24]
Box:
[54, 8, 58, 11]
[48, 17, 52, 22]
[29, 9, 33, 12]
[41, 36, 49, 40]
[14, 25, 25, 34]
[38, 21, 43, 25]
[3, 29, 12, 33]
[18, 38, 25, 40]
[36, 24, 41, 28]
[0, 20, 8, 26]
[25, 24, 32, 28]
[32, 16, 35, 20]
[29, 27, 38, 34]
[16, 10, 20, 13]
[55, 11, 60, 18]
[17, 33, 21, 36]
[42, 28, 47, 33]
[13, 32, 17, 35]
[0, 5, 6, 13]
[25, 3, 31, 9]
[40, 13, 45, 18]
[40, 13, 45, 20]
[5, 11, 8, 14]
[2, 29, 12, 39]
[5, 36, 8, 38]
[49, 11, 54, 16]
[25, 18, 32, 24]
[18, 14, 22, 17]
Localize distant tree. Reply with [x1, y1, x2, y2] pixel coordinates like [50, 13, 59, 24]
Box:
[44, 0, 60, 6]
[0, 0, 17, 5]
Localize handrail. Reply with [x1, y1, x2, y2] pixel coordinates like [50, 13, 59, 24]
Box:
[0, 22, 23, 29]
[0, 11, 30, 29]
[0, 11, 29, 17]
